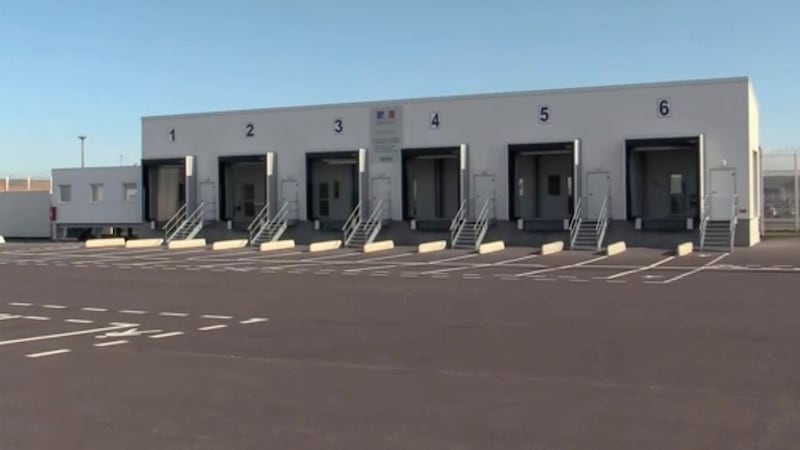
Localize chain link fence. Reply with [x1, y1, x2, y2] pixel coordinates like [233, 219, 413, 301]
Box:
[763, 150, 799, 232]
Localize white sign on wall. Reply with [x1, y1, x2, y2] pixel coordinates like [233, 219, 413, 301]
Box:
[370, 106, 403, 162]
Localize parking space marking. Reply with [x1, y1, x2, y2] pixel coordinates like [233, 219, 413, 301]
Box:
[0, 323, 137, 347]
[513, 255, 608, 277]
[658, 253, 730, 284]
[26, 349, 71, 359]
[42, 304, 66, 309]
[426, 253, 478, 264]
[65, 319, 94, 324]
[120, 309, 147, 315]
[150, 331, 184, 339]
[605, 256, 675, 280]
[81, 307, 107, 312]
[93, 340, 128, 348]
[22, 316, 50, 321]
[201, 314, 233, 320]
[9, 302, 32, 307]
[356, 252, 416, 263]
[240, 318, 268, 324]
[160, 312, 189, 317]
[344, 263, 403, 273]
[198, 324, 227, 331]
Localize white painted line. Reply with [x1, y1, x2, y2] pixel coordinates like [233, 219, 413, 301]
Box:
[120, 309, 147, 315]
[494, 254, 539, 265]
[240, 318, 268, 324]
[198, 324, 228, 331]
[9, 302, 32, 307]
[427, 253, 478, 264]
[659, 253, 730, 284]
[150, 331, 185, 339]
[344, 264, 400, 273]
[201, 315, 233, 320]
[42, 304, 66, 309]
[23, 316, 50, 321]
[357, 251, 415, 263]
[605, 256, 675, 280]
[65, 319, 94, 324]
[514, 255, 608, 277]
[0, 323, 136, 347]
[81, 307, 107, 312]
[160, 312, 188, 317]
[26, 349, 71, 359]
[93, 340, 128, 348]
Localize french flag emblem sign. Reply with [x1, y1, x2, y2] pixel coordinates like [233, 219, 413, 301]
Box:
[376, 110, 385, 120]
[388, 110, 395, 119]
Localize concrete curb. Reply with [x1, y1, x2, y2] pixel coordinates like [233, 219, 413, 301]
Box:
[167, 239, 207, 250]
[606, 241, 627, 256]
[85, 238, 126, 249]
[676, 242, 694, 256]
[478, 241, 505, 255]
[364, 240, 394, 253]
[260, 240, 295, 252]
[418, 240, 447, 254]
[541, 241, 564, 255]
[125, 239, 164, 249]
[309, 240, 342, 253]
[211, 239, 249, 251]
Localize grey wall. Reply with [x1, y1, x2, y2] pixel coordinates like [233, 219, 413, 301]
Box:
[142, 77, 755, 243]
[0, 192, 51, 238]
[52, 166, 142, 225]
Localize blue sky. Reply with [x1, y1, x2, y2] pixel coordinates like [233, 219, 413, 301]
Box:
[1, 0, 798, 176]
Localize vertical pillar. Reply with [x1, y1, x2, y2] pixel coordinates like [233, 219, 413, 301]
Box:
[4, 176, 9, 192]
[698, 134, 706, 220]
[266, 152, 278, 219]
[184, 155, 197, 212]
[27, 176, 31, 191]
[358, 148, 368, 220]
[795, 152, 799, 232]
[459, 144, 469, 214]
[573, 139, 581, 213]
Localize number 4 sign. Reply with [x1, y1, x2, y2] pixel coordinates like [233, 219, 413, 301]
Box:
[430, 112, 441, 129]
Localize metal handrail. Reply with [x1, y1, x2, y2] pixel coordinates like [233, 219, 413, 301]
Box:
[247, 202, 270, 232]
[450, 200, 467, 232]
[569, 197, 583, 249]
[163, 203, 187, 237]
[184, 202, 206, 228]
[250, 202, 290, 244]
[450, 200, 468, 246]
[595, 197, 609, 233]
[342, 203, 361, 232]
[365, 199, 384, 225]
[473, 197, 492, 231]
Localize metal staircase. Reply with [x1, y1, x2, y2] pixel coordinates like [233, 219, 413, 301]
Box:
[248, 201, 289, 247]
[343, 200, 385, 248]
[570, 196, 609, 251]
[164, 202, 206, 243]
[700, 194, 737, 251]
[450, 198, 493, 250]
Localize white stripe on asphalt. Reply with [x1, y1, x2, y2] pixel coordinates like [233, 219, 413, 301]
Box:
[149, 331, 184, 339]
[201, 315, 233, 320]
[9, 302, 32, 307]
[23, 316, 50, 321]
[0, 323, 137, 347]
[198, 324, 227, 331]
[120, 309, 147, 315]
[514, 255, 608, 277]
[240, 318, 268, 324]
[81, 307, 107, 312]
[605, 256, 675, 280]
[65, 319, 94, 324]
[93, 340, 128, 348]
[26, 349, 71, 358]
[159, 312, 188, 317]
[42, 304, 66, 309]
[659, 253, 729, 284]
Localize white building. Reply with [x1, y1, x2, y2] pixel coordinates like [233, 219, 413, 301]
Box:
[51, 166, 142, 239]
[137, 76, 760, 248]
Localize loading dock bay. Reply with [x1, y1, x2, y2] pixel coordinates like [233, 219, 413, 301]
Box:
[2, 240, 800, 449]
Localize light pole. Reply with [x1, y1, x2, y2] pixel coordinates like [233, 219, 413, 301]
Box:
[78, 136, 87, 168]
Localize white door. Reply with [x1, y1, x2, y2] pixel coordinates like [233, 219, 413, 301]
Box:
[280, 179, 299, 221]
[199, 181, 216, 221]
[370, 176, 391, 219]
[709, 169, 736, 219]
[472, 174, 496, 219]
[585, 172, 610, 219]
